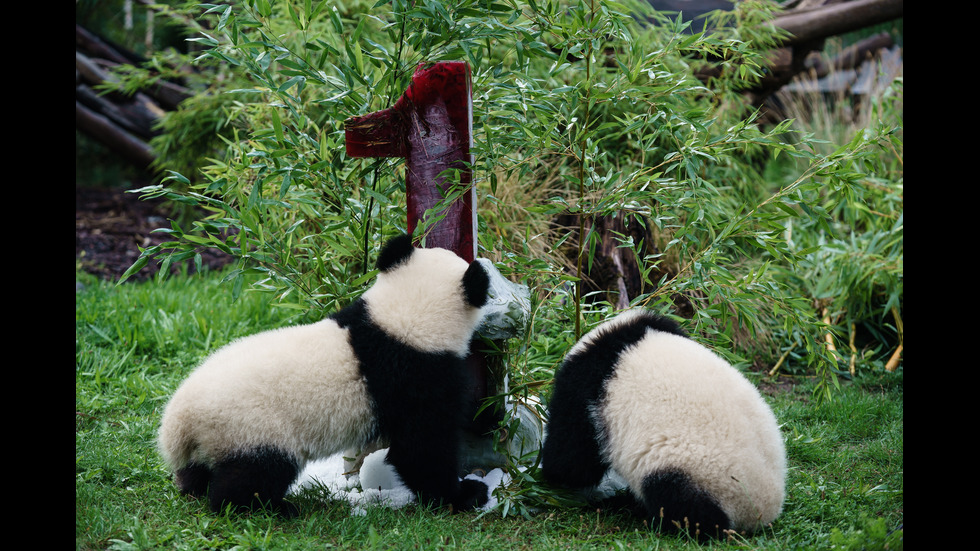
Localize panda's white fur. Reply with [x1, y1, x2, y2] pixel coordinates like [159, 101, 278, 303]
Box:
[158, 319, 375, 470]
[360, 246, 483, 356]
[541, 309, 786, 540]
[157, 235, 490, 516]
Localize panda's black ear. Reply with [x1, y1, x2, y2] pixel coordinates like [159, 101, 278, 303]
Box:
[377, 234, 415, 272]
[462, 260, 490, 308]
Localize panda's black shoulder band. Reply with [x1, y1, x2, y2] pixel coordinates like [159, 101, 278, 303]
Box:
[574, 311, 689, 367]
[377, 234, 415, 272]
[633, 311, 688, 338]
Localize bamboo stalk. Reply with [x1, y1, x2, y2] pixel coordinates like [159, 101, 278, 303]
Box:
[884, 343, 903, 372]
[769, 347, 794, 377]
[891, 306, 904, 343]
[849, 323, 858, 376]
[884, 306, 903, 372]
[822, 308, 838, 355]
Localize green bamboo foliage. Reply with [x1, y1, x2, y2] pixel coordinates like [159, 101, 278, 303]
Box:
[118, 0, 901, 404]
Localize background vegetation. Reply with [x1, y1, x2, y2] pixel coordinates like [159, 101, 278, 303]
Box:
[77, 0, 902, 548]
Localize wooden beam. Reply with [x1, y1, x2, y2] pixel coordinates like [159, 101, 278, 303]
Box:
[772, 0, 903, 45]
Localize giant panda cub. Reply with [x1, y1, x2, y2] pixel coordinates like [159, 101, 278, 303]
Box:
[541, 309, 786, 540]
[157, 235, 491, 516]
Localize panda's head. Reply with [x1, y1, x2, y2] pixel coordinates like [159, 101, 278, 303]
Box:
[361, 234, 489, 355]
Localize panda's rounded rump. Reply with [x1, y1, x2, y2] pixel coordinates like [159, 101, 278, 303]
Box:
[600, 330, 786, 531]
[158, 318, 375, 468]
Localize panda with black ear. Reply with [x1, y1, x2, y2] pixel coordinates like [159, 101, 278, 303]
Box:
[541, 309, 786, 540]
[157, 234, 491, 516]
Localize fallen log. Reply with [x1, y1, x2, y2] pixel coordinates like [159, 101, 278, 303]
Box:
[804, 31, 894, 79]
[772, 0, 904, 46]
[694, 0, 903, 105]
[76, 100, 155, 169]
[76, 23, 194, 169]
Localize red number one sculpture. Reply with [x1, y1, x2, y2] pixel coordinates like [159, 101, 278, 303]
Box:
[344, 61, 476, 262]
[345, 61, 496, 454]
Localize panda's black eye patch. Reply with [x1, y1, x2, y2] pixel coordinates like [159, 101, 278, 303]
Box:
[462, 261, 490, 308]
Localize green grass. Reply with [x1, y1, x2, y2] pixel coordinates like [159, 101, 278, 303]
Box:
[76, 268, 903, 550]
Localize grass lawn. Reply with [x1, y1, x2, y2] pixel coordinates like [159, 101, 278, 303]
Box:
[76, 268, 903, 550]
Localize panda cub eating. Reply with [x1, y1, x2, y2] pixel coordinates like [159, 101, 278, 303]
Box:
[541, 309, 786, 540]
[157, 235, 491, 516]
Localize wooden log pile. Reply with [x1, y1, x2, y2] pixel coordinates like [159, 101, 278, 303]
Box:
[75, 24, 191, 170]
[693, 0, 904, 108]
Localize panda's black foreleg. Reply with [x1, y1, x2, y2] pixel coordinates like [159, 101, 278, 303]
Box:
[385, 440, 489, 512]
[205, 446, 301, 517]
[356, 331, 490, 513]
[539, 403, 608, 489]
[455, 478, 490, 511]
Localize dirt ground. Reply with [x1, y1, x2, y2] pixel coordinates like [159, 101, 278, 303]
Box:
[75, 186, 234, 281]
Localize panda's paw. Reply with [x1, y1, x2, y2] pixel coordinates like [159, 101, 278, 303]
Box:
[453, 478, 490, 512]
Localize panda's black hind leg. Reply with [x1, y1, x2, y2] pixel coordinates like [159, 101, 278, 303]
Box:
[206, 446, 301, 517]
[640, 469, 731, 541]
[175, 462, 212, 497]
